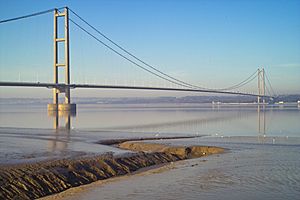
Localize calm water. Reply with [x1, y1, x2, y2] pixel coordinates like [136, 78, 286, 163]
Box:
[0, 101, 300, 199]
[0, 102, 299, 136]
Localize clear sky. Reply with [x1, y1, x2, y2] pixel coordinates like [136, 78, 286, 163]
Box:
[0, 0, 299, 98]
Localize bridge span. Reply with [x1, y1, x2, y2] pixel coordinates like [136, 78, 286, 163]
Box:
[0, 81, 273, 99]
[0, 6, 276, 116]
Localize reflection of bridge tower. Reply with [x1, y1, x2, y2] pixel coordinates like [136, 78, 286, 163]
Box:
[257, 105, 266, 143]
[47, 7, 76, 112]
[47, 111, 72, 152]
[257, 68, 266, 104]
[48, 110, 75, 130]
[257, 67, 267, 141]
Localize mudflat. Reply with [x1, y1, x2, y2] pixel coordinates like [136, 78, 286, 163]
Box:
[0, 138, 224, 200]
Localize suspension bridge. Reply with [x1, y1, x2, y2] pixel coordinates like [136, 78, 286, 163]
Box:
[0, 7, 276, 114]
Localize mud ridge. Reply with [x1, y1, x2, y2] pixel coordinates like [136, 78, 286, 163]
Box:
[0, 140, 225, 200]
[97, 135, 203, 145]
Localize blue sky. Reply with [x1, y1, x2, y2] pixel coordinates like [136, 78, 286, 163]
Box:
[0, 0, 300, 97]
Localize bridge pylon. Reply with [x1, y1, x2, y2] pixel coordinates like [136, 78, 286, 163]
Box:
[47, 7, 76, 113]
[257, 67, 266, 104]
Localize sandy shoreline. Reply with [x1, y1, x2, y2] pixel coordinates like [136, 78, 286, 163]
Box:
[0, 137, 225, 200]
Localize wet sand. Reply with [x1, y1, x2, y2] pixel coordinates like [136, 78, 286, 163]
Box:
[40, 161, 185, 200]
[0, 137, 224, 200]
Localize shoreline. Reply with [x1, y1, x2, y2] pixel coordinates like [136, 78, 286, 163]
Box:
[0, 137, 225, 200]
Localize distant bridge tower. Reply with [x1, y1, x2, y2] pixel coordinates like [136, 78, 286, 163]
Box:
[257, 68, 266, 104]
[48, 7, 76, 112]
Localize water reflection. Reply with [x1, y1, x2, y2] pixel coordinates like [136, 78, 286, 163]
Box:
[47, 129, 70, 153]
[44, 104, 287, 143]
[0, 103, 300, 164]
[257, 105, 267, 143]
[105, 110, 250, 133]
[47, 110, 76, 130]
[47, 110, 76, 152]
[0, 103, 299, 136]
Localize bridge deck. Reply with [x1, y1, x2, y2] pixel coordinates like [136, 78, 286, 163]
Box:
[0, 81, 273, 98]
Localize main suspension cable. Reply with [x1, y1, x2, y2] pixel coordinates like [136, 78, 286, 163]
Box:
[69, 8, 259, 92]
[69, 18, 197, 89]
[0, 7, 64, 24]
[265, 72, 276, 96]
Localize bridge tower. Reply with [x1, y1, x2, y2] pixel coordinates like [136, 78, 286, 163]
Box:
[257, 68, 265, 104]
[47, 7, 76, 112]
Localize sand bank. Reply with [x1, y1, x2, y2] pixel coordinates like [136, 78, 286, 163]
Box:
[0, 138, 224, 200]
[96, 135, 204, 145]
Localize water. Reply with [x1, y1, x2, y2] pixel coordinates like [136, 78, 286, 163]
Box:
[66, 139, 300, 200]
[1, 102, 299, 136]
[0, 100, 300, 199]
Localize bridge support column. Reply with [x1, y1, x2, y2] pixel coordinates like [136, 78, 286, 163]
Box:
[262, 68, 265, 104]
[48, 7, 76, 115]
[257, 68, 266, 104]
[257, 69, 260, 104]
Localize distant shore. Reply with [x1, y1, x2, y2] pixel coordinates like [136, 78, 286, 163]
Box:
[0, 136, 225, 200]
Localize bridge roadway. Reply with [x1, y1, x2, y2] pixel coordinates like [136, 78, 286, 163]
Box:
[0, 81, 273, 98]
